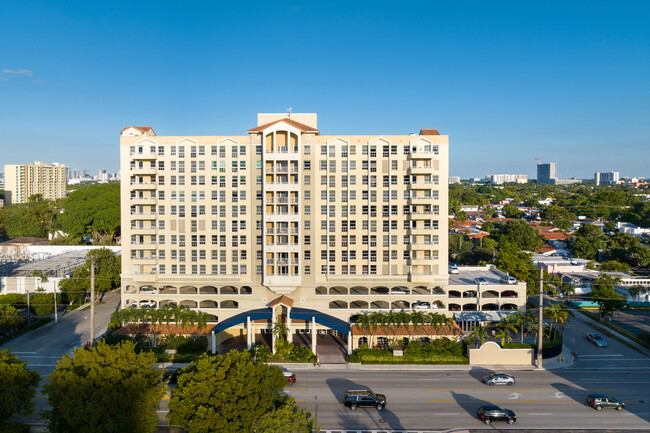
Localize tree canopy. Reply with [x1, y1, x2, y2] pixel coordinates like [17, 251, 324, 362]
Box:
[59, 248, 121, 304]
[0, 350, 41, 427]
[42, 341, 163, 433]
[0, 195, 58, 241]
[168, 351, 308, 433]
[60, 183, 120, 243]
[496, 220, 542, 252]
[591, 274, 627, 321]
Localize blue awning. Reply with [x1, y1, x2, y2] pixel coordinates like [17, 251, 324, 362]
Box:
[211, 306, 351, 335]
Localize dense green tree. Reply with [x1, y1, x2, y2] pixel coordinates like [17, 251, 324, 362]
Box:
[497, 220, 542, 252]
[42, 341, 163, 433]
[168, 351, 290, 433]
[0, 350, 41, 427]
[58, 248, 121, 304]
[0, 195, 58, 240]
[60, 183, 120, 243]
[502, 204, 523, 219]
[599, 260, 631, 273]
[252, 398, 317, 433]
[540, 205, 572, 224]
[0, 305, 23, 333]
[27, 292, 59, 317]
[591, 275, 627, 322]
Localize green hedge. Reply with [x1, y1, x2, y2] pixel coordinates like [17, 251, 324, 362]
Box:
[359, 355, 469, 365]
[0, 317, 52, 345]
[502, 342, 535, 349]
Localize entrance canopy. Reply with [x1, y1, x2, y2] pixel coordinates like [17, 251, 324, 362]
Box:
[454, 311, 515, 322]
[212, 306, 350, 335]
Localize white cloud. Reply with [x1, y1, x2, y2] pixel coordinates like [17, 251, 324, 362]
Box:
[1, 69, 33, 77]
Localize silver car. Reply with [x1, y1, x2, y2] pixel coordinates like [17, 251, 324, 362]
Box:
[483, 373, 516, 386]
[586, 333, 607, 347]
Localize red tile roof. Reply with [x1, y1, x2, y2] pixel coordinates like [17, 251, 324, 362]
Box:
[467, 232, 490, 240]
[247, 118, 319, 134]
[419, 129, 440, 135]
[540, 232, 568, 240]
[116, 323, 213, 335]
[269, 295, 294, 308]
[539, 245, 559, 254]
[120, 126, 153, 134]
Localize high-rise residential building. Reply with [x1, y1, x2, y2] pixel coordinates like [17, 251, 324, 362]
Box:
[485, 174, 528, 184]
[537, 162, 557, 184]
[120, 114, 525, 352]
[4, 161, 67, 204]
[448, 176, 461, 184]
[594, 171, 620, 186]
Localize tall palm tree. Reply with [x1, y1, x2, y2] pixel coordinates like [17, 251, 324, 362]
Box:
[368, 311, 382, 347]
[384, 311, 398, 344]
[498, 315, 518, 344]
[395, 309, 410, 344]
[468, 325, 488, 348]
[147, 308, 162, 348]
[161, 305, 175, 334]
[273, 321, 289, 341]
[196, 311, 208, 337]
[410, 311, 425, 342]
[356, 313, 372, 347]
[172, 305, 184, 334]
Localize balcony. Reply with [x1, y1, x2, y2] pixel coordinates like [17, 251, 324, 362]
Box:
[130, 181, 157, 190]
[130, 196, 158, 204]
[130, 152, 158, 160]
[131, 167, 158, 175]
[408, 166, 433, 175]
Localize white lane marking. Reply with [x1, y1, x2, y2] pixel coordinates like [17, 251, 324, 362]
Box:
[419, 378, 441, 381]
[528, 412, 553, 415]
[10, 351, 38, 355]
[508, 392, 522, 400]
[434, 412, 459, 415]
[24, 364, 58, 367]
[553, 392, 565, 399]
[580, 358, 650, 361]
[157, 410, 169, 413]
[19, 355, 62, 359]
[337, 412, 360, 416]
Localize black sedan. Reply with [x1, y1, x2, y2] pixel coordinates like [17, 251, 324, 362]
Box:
[477, 405, 516, 424]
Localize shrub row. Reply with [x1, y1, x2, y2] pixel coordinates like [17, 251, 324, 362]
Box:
[0, 317, 52, 345]
[357, 355, 469, 365]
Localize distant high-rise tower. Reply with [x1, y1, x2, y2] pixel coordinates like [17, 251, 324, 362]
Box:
[4, 161, 67, 204]
[594, 172, 620, 186]
[537, 163, 557, 184]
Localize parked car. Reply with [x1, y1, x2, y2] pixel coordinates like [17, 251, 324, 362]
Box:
[586, 333, 607, 347]
[343, 389, 386, 411]
[474, 277, 488, 285]
[392, 288, 409, 295]
[477, 405, 516, 424]
[587, 394, 625, 411]
[283, 371, 296, 385]
[449, 265, 460, 274]
[413, 301, 431, 310]
[139, 300, 156, 308]
[482, 373, 516, 386]
[500, 276, 517, 285]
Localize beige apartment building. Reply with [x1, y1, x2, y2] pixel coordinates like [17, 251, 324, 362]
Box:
[120, 114, 525, 352]
[4, 161, 67, 204]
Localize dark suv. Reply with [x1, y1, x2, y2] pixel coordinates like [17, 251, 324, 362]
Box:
[477, 405, 516, 424]
[343, 389, 387, 411]
[587, 394, 625, 411]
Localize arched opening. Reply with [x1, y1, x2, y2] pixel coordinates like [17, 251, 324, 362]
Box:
[391, 286, 410, 295]
[431, 301, 444, 310]
[483, 290, 499, 298]
[420, 337, 431, 343]
[501, 303, 518, 311]
[448, 303, 461, 311]
[377, 337, 388, 347]
[158, 299, 177, 307]
[370, 300, 389, 309]
[329, 300, 348, 309]
[349, 314, 361, 324]
[501, 290, 518, 298]
[370, 286, 389, 295]
[350, 286, 369, 295]
[125, 285, 135, 293]
[431, 286, 445, 295]
[240, 286, 252, 295]
[449, 290, 461, 298]
[482, 303, 499, 311]
[179, 286, 197, 295]
[206, 314, 218, 322]
[462, 304, 478, 311]
[138, 285, 156, 294]
[463, 290, 477, 298]
[159, 286, 177, 294]
[220, 286, 237, 295]
[199, 286, 218, 294]
[315, 286, 328, 295]
[391, 300, 410, 309]
[412, 286, 430, 295]
[349, 300, 369, 309]
[179, 300, 198, 308]
[358, 336, 368, 347]
[221, 300, 239, 309]
[199, 300, 218, 308]
[330, 286, 348, 295]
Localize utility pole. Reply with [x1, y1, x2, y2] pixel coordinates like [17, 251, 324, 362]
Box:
[90, 257, 95, 343]
[53, 289, 58, 323]
[314, 395, 318, 433]
[537, 267, 543, 369]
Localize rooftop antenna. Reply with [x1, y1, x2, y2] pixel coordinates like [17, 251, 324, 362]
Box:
[287, 107, 292, 119]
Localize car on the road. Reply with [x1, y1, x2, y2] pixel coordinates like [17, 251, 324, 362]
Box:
[586, 333, 608, 347]
[477, 405, 516, 424]
[283, 371, 296, 384]
[474, 277, 488, 285]
[587, 394, 625, 411]
[482, 373, 516, 386]
[500, 275, 517, 285]
[449, 265, 460, 274]
[343, 389, 386, 411]
[412, 301, 431, 310]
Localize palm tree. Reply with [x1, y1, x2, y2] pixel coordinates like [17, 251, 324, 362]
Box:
[410, 310, 425, 342]
[147, 308, 162, 348]
[468, 325, 488, 348]
[273, 321, 289, 341]
[384, 311, 398, 345]
[196, 311, 208, 337]
[356, 313, 372, 347]
[173, 305, 184, 334]
[161, 305, 175, 334]
[496, 315, 517, 346]
[368, 311, 382, 347]
[544, 302, 571, 337]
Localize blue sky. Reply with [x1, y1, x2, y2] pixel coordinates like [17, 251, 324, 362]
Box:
[1, 1, 649, 179]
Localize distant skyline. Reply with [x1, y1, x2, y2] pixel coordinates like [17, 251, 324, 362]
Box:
[1, 1, 649, 179]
